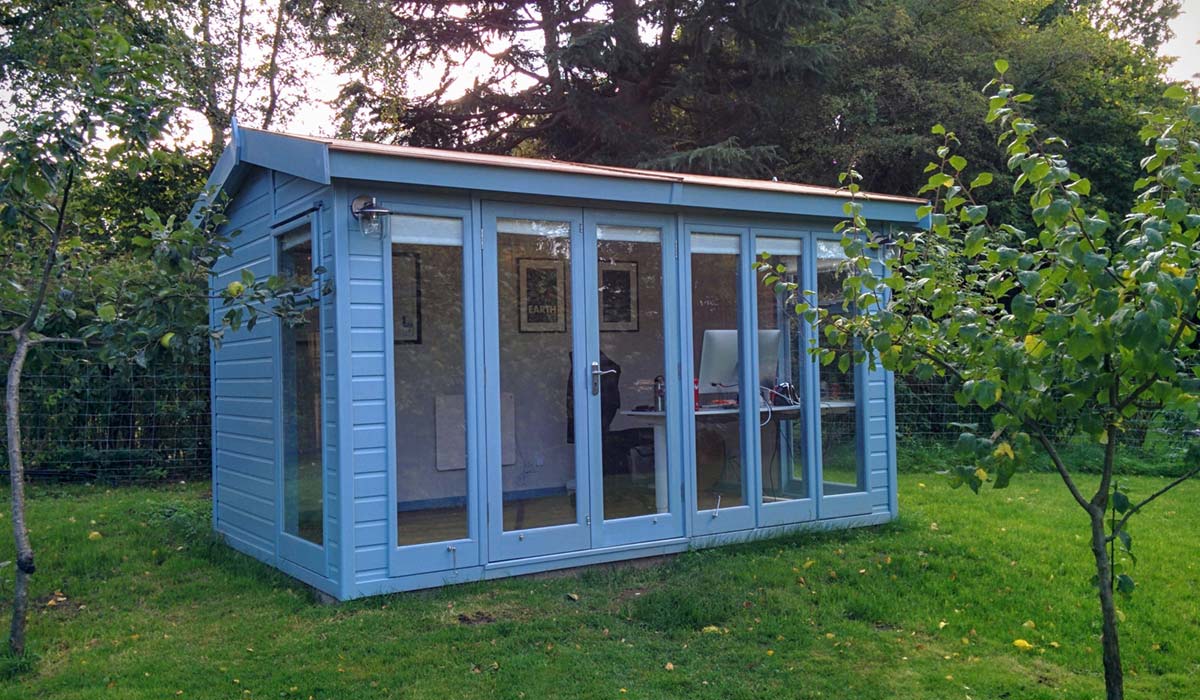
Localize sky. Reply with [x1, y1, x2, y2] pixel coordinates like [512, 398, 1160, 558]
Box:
[1163, 0, 1200, 83]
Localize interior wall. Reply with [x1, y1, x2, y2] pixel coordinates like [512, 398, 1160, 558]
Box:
[392, 242, 467, 503]
[391, 230, 677, 503]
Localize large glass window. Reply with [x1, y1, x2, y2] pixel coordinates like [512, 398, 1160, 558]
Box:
[391, 215, 469, 546]
[279, 226, 323, 545]
[690, 233, 744, 510]
[756, 238, 807, 503]
[497, 218, 579, 531]
[817, 240, 863, 493]
[596, 225, 667, 520]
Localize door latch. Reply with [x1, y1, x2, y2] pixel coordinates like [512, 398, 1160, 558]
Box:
[590, 360, 617, 395]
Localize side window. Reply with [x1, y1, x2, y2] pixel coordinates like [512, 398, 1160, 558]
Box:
[279, 225, 324, 545]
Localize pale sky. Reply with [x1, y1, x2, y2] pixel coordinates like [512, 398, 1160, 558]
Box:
[1163, 0, 1200, 83]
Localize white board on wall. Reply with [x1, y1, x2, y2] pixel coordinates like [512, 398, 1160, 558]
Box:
[435, 393, 515, 470]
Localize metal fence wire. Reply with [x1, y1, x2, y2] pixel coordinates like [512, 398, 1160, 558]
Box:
[0, 347, 210, 482]
[0, 347, 1191, 483]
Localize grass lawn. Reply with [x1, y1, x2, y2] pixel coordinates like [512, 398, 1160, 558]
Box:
[1, 473, 1197, 699]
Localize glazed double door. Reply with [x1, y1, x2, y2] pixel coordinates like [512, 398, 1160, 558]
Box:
[481, 203, 685, 561]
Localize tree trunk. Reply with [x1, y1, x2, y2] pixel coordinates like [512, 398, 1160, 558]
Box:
[6, 333, 34, 656]
[1090, 508, 1124, 700]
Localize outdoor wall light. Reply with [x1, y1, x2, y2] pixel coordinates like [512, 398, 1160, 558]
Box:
[351, 195, 389, 237]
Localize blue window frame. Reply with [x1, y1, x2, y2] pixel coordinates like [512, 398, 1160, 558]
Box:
[274, 211, 328, 575]
[376, 202, 486, 579]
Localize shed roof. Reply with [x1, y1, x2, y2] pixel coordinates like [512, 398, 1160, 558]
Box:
[314, 133, 924, 205]
[195, 123, 925, 224]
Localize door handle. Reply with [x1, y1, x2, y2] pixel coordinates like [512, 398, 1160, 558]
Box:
[590, 361, 617, 395]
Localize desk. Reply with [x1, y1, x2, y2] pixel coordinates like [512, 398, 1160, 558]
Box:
[621, 402, 849, 512]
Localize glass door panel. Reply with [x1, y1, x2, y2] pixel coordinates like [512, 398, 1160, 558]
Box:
[755, 238, 810, 500]
[689, 231, 754, 534]
[755, 236, 815, 526]
[588, 216, 684, 547]
[387, 213, 481, 576]
[815, 239, 871, 517]
[596, 226, 665, 520]
[485, 205, 591, 560]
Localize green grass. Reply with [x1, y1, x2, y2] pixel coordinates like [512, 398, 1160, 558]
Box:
[1, 474, 1198, 699]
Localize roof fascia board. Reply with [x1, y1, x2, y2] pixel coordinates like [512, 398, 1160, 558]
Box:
[188, 138, 242, 224]
[239, 129, 331, 185]
[328, 150, 919, 224]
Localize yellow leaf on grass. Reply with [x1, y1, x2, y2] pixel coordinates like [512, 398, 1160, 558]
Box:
[664, 662, 675, 671]
[701, 625, 721, 634]
[88, 531, 102, 541]
[1022, 620, 1036, 629]
[1013, 639, 1034, 651]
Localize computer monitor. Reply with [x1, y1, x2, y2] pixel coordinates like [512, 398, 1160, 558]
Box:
[697, 329, 783, 396]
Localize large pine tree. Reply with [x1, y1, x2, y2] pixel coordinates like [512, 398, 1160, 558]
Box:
[298, 0, 848, 176]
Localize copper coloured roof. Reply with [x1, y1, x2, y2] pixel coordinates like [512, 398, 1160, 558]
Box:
[252, 128, 924, 205]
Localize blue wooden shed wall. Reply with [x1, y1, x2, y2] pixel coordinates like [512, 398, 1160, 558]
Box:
[210, 165, 341, 597]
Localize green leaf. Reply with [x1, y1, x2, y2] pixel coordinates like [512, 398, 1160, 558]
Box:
[1011, 294, 1035, 322]
[1163, 84, 1187, 100]
[1112, 490, 1131, 514]
[949, 155, 967, 172]
[97, 303, 116, 323]
[994, 58, 1009, 74]
[969, 172, 994, 189]
[1116, 574, 1136, 596]
[964, 205, 988, 224]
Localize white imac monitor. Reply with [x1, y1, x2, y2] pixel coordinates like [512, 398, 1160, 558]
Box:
[697, 329, 783, 396]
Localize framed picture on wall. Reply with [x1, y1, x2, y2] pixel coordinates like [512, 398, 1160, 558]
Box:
[392, 251, 422, 344]
[518, 258, 566, 332]
[599, 260, 638, 332]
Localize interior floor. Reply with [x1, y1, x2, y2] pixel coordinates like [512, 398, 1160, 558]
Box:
[396, 472, 862, 545]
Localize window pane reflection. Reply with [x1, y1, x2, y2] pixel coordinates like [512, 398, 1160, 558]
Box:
[817, 242, 863, 493]
[497, 218, 580, 531]
[391, 215, 469, 546]
[596, 225, 667, 520]
[756, 238, 807, 503]
[280, 228, 323, 545]
[691, 233, 744, 510]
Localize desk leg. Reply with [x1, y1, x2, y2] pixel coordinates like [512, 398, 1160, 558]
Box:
[653, 424, 668, 513]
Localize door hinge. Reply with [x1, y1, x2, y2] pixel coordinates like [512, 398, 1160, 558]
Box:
[586, 514, 591, 526]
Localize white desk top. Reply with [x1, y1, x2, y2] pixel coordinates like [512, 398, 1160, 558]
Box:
[621, 402, 859, 419]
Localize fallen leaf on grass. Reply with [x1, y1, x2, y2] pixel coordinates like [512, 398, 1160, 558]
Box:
[1013, 639, 1034, 651]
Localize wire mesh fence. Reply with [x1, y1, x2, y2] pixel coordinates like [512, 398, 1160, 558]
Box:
[0, 347, 210, 483]
[0, 346, 1192, 483]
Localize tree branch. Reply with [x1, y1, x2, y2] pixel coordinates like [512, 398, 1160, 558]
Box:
[19, 164, 75, 335]
[911, 345, 1093, 511]
[1107, 462, 1200, 540]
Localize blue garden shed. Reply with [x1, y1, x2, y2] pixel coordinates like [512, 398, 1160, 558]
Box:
[201, 124, 921, 600]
